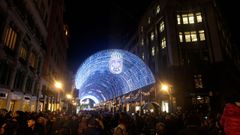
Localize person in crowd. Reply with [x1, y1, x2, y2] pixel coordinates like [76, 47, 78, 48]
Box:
[220, 95, 240, 135]
[178, 113, 209, 135]
[84, 117, 105, 135]
[78, 116, 88, 135]
[203, 112, 224, 135]
[0, 109, 7, 125]
[164, 113, 179, 135]
[1, 111, 28, 135]
[95, 114, 104, 130]
[26, 116, 44, 135]
[70, 115, 79, 135]
[113, 112, 128, 135]
[155, 122, 167, 135]
[36, 116, 47, 135]
[0, 109, 8, 135]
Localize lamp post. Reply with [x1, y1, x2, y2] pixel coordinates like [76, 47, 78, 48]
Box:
[66, 94, 73, 113]
[54, 81, 63, 111]
[161, 83, 173, 112]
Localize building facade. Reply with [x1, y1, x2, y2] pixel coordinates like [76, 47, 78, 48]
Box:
[124, 0, 240, 112]
[41, 0, 70, 112]
[0, 0, 70, 112]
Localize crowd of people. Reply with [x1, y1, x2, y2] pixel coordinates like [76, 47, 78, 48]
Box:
[0, 97, 239, 135]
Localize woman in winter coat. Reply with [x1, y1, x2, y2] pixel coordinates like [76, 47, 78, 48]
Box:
[220, 97, 240, 135]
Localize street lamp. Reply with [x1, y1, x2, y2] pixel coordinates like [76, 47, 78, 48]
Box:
[161, 84, 169, 93]
[66, 94, 72, 99]
[54, 81, 63, 111]
[55, 81, 63, 89]
[160, 83, 173, 112]
[66, 94, 73, 113]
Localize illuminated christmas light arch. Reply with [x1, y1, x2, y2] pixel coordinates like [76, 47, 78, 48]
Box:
[80, 95, 100, 104]
[75, 49, 155, 103]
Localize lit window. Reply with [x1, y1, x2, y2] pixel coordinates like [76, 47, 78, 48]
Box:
[177, 15, 181, 25]
[182, 14, 188, 24]
[188, 14, 195, 24]
[159, 21, 164, 32]
[3, 27, 17, 50]
[148, 17, 151, 24]
[196, 12, 202, 23]
[199, 30, 205, 41]
[142, 52, 145, 60]
[184, 32, 191, 42]
[151, 46, 155, 56]
[162, 101, 169, 113]
[194, 74, 203, 88]
[29, 52, 36, 68]
[182, 13, 195, 24]
[161, 37, 166, 49]
[151, 32, 154, 41]
[19, 46, 27, 60]
[141, 26, 144, 32]
[179, 32, 183, 42]
[64, 25, 68, 37]
[141, 38, 144, 46]
[184, 31, 197, 42]
[65, 30, 68, 36]
[190, 31, 197, 42]
[156, 5, 160, 14]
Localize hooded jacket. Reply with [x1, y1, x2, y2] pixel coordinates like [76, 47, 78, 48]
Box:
[220, 103, 240, 135]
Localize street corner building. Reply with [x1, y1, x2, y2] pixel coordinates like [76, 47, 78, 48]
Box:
[123, 0, 240, 112]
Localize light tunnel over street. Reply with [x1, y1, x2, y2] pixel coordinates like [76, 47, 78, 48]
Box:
[75, 49, 155, 103]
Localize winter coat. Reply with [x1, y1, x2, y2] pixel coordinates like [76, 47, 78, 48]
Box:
[220, 103, 240, 135]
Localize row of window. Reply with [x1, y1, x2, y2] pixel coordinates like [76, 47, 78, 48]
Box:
[3, 26, 63, 85]
[142, 13, 203, 44]
[144, 13, 204, 53]
[142, 5, 203, 35]
[148, 4, 161, 24]
[150, 38, 166, 56]
[141, 30, 205, 61]
[139, 5, 205, 88]
[140, 36, 166, 60]
[0, 61, 35, 93]
[14, 70, 36, 94]
[0, 64, 60, 97]
[144, 10, 202, 34]
[141, 21, 166, 59]
[4, 26, 40, 69]
[139, 10, 206, 62]
[19, 46, 38, 68]
[179, 30, 205, 42]
[177, 12, 203, 25]
[141, 20, 165, 47]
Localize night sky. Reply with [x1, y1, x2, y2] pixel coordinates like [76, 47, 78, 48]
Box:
[64, 0, 239, 73]
[64, 0, 153, 72]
